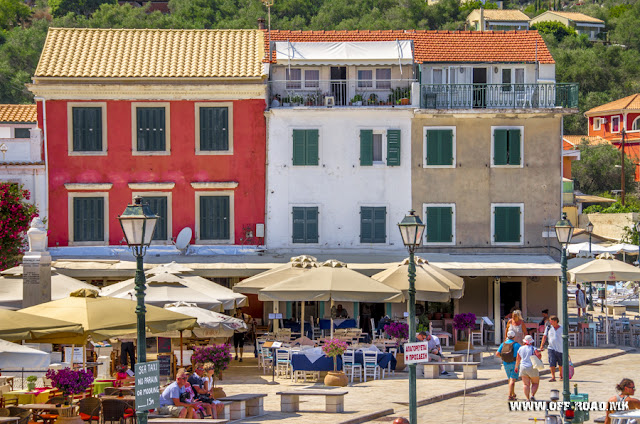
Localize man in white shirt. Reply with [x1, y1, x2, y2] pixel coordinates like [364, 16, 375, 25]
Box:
[417, 331, 447, 375]
[539, 315, 563, 382]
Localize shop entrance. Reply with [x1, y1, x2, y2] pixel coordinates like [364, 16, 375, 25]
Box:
[500, 281, 522, 319]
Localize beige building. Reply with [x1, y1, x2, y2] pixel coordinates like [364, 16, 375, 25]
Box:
[530, 11, 605, 41]
[466, 9, 531, 31]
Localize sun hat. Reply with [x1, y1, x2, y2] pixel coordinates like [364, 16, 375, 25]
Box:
[507, 330, 516, 339]
[523, 335, 534, 345]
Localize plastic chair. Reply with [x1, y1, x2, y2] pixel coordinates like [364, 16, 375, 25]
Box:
[342, 350, 362, 383]
[363, 351, 380, 382]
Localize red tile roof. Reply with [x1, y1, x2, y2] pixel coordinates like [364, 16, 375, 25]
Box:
[263, 30, 554, 64]
[0, 104, 37, 123]
[585, 94, 640, 116]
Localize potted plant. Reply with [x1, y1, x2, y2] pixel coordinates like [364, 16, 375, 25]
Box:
[45, 367, 93, 423]
[453, 312, 477, 351]
[322, 338, 349, 386]
[351, 94, 363, 106]
[290, 95, 304, 106]
[282, 96, 291, 107]
[192, 344, 232, 398]
[26, 375, 38, 391]
[384, 321, 409, 371]
[368, 93, 378, 105]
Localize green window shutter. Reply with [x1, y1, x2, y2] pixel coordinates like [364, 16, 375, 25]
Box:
[493, 129, 508, 165]
[292, 130, 306, 165]
[137, 107, 165, 151]
[305, 207, 319, 243]
[306, 129, 319, 165]
[360, 207, 373, 243]
[73, 197, 104, 241]
[426, 130, 453, 166]
[426, 206, 453, 243]
[292, 207, 306, 243]
[141, 196, 167, 241]
[360, 130, 373, 166]
[200, 196, 230, 240]
[200, 107, 228, 151]
[292, 207, 318, 243]
[507, 129, 521, 165]
[373, 207, 386, 243]
[386, 129, 401, 166]
[426, 130, 440, 166]
[72, 107, 102, 152]
[495, 206, 520, 243]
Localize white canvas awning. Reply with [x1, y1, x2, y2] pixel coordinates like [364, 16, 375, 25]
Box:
[274, 41, 414, 65]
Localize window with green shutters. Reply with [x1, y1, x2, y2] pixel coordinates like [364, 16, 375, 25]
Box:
[360, 130, 373, 166]
[199, 196, 230, 240]
[360, 206, 386, 243]
[360, 129, 401, 166]
[292, 207, 318, 243]
[425, 128, 454, 166]
[73, 197, 105, 242]
[493, 128, 521, 166]
[199, 107, 229, 151]
[493, 205, 522, 243]
[72, 107, 103, 152]
[141, 196, 168, 241]
[292, 129, 319, 166]
[386, 129, 401, 166]
[425, 205, 454, 243]
[136, 107, 166, 151]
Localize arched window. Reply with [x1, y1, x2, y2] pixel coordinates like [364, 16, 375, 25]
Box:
[632, 117, 640, 131]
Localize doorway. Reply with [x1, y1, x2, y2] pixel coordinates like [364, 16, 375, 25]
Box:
[360, 302, 386, 334]
[500, 281, 521, 319]
[472, 67, 487, 108]
[331, 67, 347, 106]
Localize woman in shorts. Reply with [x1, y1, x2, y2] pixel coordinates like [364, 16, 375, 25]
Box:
[515, 335, 542, 401]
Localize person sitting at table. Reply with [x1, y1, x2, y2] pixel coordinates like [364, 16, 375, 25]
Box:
[158, 369, 198, 419]
[417, 331, 447, 376]
[605, 378, 640, 424]
[331, 304, 348, 319]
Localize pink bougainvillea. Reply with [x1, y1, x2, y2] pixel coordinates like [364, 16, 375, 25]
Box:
[0, 183, 38, 271]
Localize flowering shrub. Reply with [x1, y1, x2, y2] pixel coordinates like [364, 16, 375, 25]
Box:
[453, 313, 476, 331]
[45, 368, 94, 397]
[192, 344, 232, 381]
[322, 338, 349, 372]
[384, 321, 409, 341]
[0, 183, 38, 271]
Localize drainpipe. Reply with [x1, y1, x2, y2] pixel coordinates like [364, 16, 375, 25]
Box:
[33, 96, 48, 226]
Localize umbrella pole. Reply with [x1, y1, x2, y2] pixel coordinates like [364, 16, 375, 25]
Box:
[180, 330, 184, 367]
[606, 288, 609, 345]
[300, 301, 305, 341]
[83, 340, 87, 371]
[330, 299, 334, 339]
[273, 302, 280, 331]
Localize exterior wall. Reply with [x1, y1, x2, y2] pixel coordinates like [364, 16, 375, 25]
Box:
[586, 212, 639, 241]
[411, 113, 563, 253]
[421, 63, 542, 85]
[41, 98, 266, 247]
[265, 108, 412, 250]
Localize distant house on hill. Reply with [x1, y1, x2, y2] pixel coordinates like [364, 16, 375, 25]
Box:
[466, 9, 531, 31]
[529, 11, 605, 40]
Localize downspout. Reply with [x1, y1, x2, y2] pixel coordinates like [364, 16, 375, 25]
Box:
[33, 96, 48, 225]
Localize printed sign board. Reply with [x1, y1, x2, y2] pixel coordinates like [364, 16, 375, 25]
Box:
[403, 341, 430, 365]
[134, 361, 160, 411]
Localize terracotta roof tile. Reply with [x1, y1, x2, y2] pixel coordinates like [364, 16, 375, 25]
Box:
[0, 104, 37, 123]
[36, 28, 265, 78]
[471, 9, 531, 22]
[539, 11, 604, 24]
[264, 30, 554, 64]
[563, 135, 608, 145]
[585, 94, 640, 115]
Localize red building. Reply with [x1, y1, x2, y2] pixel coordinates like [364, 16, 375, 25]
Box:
[28, 28, 267, 248]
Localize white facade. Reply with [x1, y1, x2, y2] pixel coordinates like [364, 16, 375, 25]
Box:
[265, 108, 412, 250]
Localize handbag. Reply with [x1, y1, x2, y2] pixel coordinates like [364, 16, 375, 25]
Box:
[531, 347, 545, 371]
[568, 357, 575, 379]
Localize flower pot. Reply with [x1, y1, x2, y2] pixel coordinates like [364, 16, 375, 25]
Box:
[454, 340, 474, 351]
[400, 98, 410, 105]
[433, 313, 442, 320]
[212, 387, 226, 398]
[27, 382, 36, 391]
[443, 313, 452, 319]
[395, 353, 406, 372]
[324, 371, 349, 387]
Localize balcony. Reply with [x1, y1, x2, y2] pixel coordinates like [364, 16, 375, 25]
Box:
[420, 83, 579, 110]
[267, 79, 417, 108]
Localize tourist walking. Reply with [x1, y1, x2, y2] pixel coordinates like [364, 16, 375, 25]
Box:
[576, 284, 587, 317]
[605, 379, 640, 424]
[515, 335, 542, 401]
[505, 309, 527, 345]
[539, 315, 563, 382]
[232, 307, 251, 362]
[496, 330, 521, 400]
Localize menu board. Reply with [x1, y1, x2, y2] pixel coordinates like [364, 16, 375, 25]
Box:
[157, 337, 171, 354]
[157, 355, 171, 377]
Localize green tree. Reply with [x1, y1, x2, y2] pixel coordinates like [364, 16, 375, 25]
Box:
[530, 21, 576, 41]
[572, 141, 636, 196]
[0, 0, 31, 30]
[49, 0, 116, 18]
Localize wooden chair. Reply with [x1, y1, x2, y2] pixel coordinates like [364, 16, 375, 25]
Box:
[342, 350, 362, 383]
[77, 397, 101, 424]
[470, 319, 484, 346]
[32, 396, 66, 424]
[275, 349, 291, 378]
[101, 399, 135, 424]
[363, 351, 381, 382]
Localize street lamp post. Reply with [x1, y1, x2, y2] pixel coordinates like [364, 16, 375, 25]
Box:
[635, 221, 640, 267]
[555, 213, 574, 407]
[398, 210, 425, 424]
[118, 197, 158, 424]
[586, 221, 594, 311]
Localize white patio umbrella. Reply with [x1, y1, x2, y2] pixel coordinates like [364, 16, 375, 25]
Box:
[146, 262, 195, 275]
[259, 259, 404, 338]
[0, 339, 50, 369]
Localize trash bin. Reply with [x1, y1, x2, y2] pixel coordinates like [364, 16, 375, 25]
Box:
[570, 392, 589, 423]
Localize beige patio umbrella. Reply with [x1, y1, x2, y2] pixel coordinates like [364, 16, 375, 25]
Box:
[372, 256, 464, 302]
[0, 309, 84, 342]
[146, 262, 195, 275]
[259, 260, 404, 338]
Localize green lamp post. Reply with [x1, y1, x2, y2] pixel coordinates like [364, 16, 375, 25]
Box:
[586, 221, 594, 311]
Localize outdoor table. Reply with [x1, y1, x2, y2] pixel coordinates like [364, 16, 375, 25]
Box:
[291, 353, 343, 372]
[91, 381, 113, 395]
[3, 388, 53, 405]
[0, 417, 19, 424]
[319, 319, 356, 330]
[99, 395, 135, 407]
[353, 352, 396, 370]
[18, 403, 76, 421]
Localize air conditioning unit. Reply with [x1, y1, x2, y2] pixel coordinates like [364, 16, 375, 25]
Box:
[325, 96, 335, 108]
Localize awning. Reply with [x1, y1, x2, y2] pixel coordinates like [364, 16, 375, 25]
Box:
[576, 194, 616, 203]
[426, 254, 561, 277]
[274, 41, 414, 65]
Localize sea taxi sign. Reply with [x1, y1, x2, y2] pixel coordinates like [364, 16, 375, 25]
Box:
[404, 341, 430, 365]
[134, 361, 160, 411]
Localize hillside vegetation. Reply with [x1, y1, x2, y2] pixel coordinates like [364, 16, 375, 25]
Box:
[0, 0, 639, 133]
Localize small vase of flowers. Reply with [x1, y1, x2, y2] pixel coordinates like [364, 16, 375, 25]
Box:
[45, 368, 94, 406]
[453, 312, 477, 351]
[192, 344, 232, 397]
[384, 321, 409, 371]
[322, 338, 349, 386]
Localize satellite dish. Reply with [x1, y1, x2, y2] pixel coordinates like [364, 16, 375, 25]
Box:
[175, 227, 192, 253]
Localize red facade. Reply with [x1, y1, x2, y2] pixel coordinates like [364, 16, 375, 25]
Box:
[40, 99, 266, 247]
[587, 112, 640, 181]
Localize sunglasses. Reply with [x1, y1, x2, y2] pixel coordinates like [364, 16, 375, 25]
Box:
[628, 386, 636, 389]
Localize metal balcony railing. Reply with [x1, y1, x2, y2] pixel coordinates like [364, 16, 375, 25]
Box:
[268, 79, 416, 108]
[420, 83, 579, 110]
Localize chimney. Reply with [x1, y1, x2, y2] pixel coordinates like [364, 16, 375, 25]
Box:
[480, 6, 484, 31]
[257, 17, 266, 30]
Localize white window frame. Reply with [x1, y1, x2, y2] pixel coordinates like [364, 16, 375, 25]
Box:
[372, 131, 385, 165]
[357, 68, 374, 88]
[593, 117, 602, 131]
[303, 69, 320, 89]
[289, 203, 321, 246]
[422, 203, 456, 246]
[631, 117, 640, 132]
[290, 127, 322, 166]
[432, 68, 444, 85]
[611, 116, 621, 133]
[194, 102, 234, 155]
[286, 68, 302, 89]
[490, 125, 524, 168]
[357, 203, 389, 246]
[375, 68, 392, 89]
[131, 191, 173, 245]
[67, 102, 108, 156]
[423, 126, 457, 169]
[68, 191, 109, 246]
[131, 102, 171, 156]
[491, 202, 524, 246]
[194, 190, 235, 244]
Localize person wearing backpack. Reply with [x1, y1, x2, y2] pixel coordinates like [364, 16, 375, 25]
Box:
[496, 330, 521, 401]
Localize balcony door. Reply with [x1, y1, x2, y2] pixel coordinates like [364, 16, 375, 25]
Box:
[331, 67, 347, 106]
[473, 67, 487, 108]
